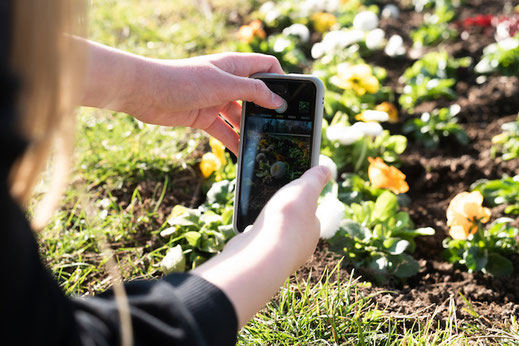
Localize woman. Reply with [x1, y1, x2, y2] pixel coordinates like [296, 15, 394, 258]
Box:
[1, 1, 330, 345]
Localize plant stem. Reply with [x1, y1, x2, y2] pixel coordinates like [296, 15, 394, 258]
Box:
[354, 139, 368, 172]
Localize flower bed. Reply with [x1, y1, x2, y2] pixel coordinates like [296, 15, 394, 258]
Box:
[156, 0, 519, 331]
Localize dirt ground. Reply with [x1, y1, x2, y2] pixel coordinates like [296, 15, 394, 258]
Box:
[297, 0, 519, 329]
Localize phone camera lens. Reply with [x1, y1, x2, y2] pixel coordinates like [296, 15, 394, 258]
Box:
[275, 99, 288, 113]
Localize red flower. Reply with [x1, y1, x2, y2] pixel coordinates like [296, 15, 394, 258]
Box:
[462, 14, 493, 28]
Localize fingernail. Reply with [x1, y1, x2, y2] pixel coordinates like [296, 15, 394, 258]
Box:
[272, 93, 284, 107]
[318, 165, 332, 182]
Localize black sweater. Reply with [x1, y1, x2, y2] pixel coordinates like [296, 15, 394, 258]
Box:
[0, 2, 237, 345]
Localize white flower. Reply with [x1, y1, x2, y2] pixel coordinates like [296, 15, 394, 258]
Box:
[326, 123, 363, 145]
[319, 154, 338, 181]
[475, 57, 493, 74]
[360, 110, 389, 122]
[366, 28, 385, 50]
[382, 4, 400, 19]
[298, 0, 340, 16]
[273, 37, 291, 52]
[497, 37, 519, 51]
[353, 11, 379, 31]
[311, 42, 325, 59]
[261, 2, 281, 25]
[317, 194, 345, 239]
[324, 0, 340, 12]
[314, 29, 365, 58]
[283, 23, 310, 42]
[161, 245, 186, 274]
[483, 43, 499, 55]
[259, 1, 276, 15]
[495, 21, 512, 41]
[352, 121, 384, 136]
[385, 34, 405, 57]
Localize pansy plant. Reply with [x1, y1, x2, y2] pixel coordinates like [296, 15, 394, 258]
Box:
[399, 52, 471, 112]
[402, 105, 468, 149]
[443, 191, 519, 276]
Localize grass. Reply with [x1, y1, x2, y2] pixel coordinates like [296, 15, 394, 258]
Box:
[35, 0, 519, 343]
[239, 264, 519, 345]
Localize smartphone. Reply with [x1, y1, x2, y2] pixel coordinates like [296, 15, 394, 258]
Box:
[233, 73, 325, 233]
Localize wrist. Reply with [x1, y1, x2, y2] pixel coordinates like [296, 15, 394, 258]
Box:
[80, 39, 150, 113]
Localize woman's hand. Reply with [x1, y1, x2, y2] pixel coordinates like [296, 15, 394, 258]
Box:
[80, 40, 285, 154]
[192, 166, 332, 328]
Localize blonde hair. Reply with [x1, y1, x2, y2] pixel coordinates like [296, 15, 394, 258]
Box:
[9, 0, 86, 230]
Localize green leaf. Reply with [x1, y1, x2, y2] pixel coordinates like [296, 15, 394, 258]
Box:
[389, 254, 420, 278]
[384, 238, 411, 255]
[184, 231, 202, 247]
[221, 208, 233, 225]
[206, 179, 234, 205]
[463, 246, 488, 272]
[373, 191, 398, 222]
[200, 231, 225, 253]
[217, 224, 235, 240]
[341, 219, 371, 242]
[161, 245, 186, 274]
[485, 253, 514, 277]
[368, 254, 389, 273]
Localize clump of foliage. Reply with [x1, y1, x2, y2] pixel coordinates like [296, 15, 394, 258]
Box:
[160, 180, 236, 272]
[399, 51, 471, 112]
[443, 218, 519, 277]
[323, 128, 407, 175]
[328, 191, 435, 281]
[411, 2, 457, 47]
[475, 35, 519, 76]
[490, 116, 519, 161]
[403, 105, 468, 149]
[472, 175, 519, 215]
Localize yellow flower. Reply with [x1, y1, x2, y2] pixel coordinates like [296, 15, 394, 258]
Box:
[200, 152, 221, 178]
[368, 157, 409, 194]
[446, 191, 491, 240]
[334, 64, 379, 96]
[311, 12, 337, 33]
[209, 137, 226, 165]
[237, 19, 266, 43]
[375, 102, 399, 123]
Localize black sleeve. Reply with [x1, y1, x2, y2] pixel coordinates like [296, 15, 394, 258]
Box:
[0, 183, 238, 346]
[72, 273, 238, 346]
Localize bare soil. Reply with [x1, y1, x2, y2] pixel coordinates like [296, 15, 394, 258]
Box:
[295, 0, 519, 330]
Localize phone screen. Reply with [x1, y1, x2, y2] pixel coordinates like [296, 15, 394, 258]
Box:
[236, 78, 317, 232]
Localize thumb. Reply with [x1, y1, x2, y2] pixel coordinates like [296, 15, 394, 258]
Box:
[289, 165, 332, 203]
[269, 166, 332, 211]
[233, 76, 285, 109]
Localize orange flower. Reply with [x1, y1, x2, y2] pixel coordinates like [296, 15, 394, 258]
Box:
[368, 157, 409, 194]
[446, 191, 491, 240]
[237, 19, 266, 43]
[375, 102, 399, 123]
